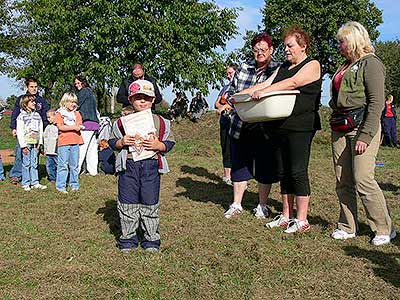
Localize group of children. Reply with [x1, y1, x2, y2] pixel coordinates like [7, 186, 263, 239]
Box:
[14, 92, 84, 192]
[4, 79, 174, 253]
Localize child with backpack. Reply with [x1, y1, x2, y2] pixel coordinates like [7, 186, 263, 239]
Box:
[109, 79, 175, 253]
[53, 93, 84, 193]
[16, 94, 47, 191]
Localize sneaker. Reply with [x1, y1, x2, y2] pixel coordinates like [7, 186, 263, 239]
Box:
[32, 183, 47, 190]
[371, 230, 397, 246]
[253, 204, 270, 219]
[10, 177, 19, 185]
[222, 177, 233, 186]
[284, 219, 310, 233]
[265, 214, 290, 229]
[70, 188, 79, 192]
[57, 189, 68, 194]
[331, 229, 356, 240]
[224, 204, 243, 219]
[144, 247, 160, 253]
[120, 247, 137, 253]
[22, 185, 31, 191]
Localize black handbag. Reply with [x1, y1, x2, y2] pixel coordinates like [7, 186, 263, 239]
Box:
[329, 107, 365, 132]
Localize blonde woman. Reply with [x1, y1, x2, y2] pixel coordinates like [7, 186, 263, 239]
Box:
[53, 93, 84, 193]
[329, 21, 395, 245]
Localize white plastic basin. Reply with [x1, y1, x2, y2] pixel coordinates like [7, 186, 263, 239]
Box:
[233, 90, 300, 123]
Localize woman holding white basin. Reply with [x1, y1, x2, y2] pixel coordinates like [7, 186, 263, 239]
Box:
[241, 26, 322, 233]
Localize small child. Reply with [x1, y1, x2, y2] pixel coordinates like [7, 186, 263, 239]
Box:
[0, 154, 5, 181]
[53, 92, 84, 194]
[43, 109, 58, 182]
[98, 139, 115, 175]
[16, 94, 47, 191]
[109, 79, 175, 253]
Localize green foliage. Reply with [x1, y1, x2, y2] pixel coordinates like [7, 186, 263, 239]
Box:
[239, 0, 382, 75]
[375, 40, 400, 104]
[3, 0, 238, 112]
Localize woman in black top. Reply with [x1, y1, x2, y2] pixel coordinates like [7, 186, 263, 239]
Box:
[241, 27, 322, 233]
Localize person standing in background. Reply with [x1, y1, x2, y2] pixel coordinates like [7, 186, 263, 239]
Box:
[9, 77, 50, 185]
[43, 109, 58, 182]
[214, 63, 237, 185]
[74, 75, 100, 176]
[381, 94, 399, 148]
[116, 63, 162, 110]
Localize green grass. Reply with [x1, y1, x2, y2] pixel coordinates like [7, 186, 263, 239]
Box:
[0, 110, 399, 299]
[0, 115, 16, 149]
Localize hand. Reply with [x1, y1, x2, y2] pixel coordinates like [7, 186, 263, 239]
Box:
[217, 104, 232, 115]
[355, 140, 368, 154]
[121, 135, 136, 146]
[12, 129, 17, 137]
[22, 147, 29, 155]
[143, 134, 165, 151]
[252, 90, 265, 101]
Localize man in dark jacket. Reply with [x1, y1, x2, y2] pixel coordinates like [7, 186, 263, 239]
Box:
[116, 63, 162, 108]
[9, 77, 50, 184]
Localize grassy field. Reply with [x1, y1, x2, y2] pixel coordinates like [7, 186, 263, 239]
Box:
[0, 110, 399, 299]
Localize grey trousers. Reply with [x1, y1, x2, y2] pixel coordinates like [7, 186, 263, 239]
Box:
[118, 201, 160, 244]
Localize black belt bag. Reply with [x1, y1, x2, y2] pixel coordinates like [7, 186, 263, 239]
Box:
[329, 107, 365, 132]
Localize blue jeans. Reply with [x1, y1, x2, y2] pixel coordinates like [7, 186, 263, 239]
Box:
[0, 156, 5, 180]
[21, 145, 39, 187]
[56, 144, 79, 191]
[9, 143, 22, 179]
[46, 155, 58, 181]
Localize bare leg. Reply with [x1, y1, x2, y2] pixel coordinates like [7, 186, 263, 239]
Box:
[282, 194, 295, 218]
[232, 181, 247, 206]
[296, 195, 310, 221]
[258, 183, 271, 206]
[224, 167, 231, 179]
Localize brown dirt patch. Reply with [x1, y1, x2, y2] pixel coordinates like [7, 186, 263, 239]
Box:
[0, 149, 14, 164]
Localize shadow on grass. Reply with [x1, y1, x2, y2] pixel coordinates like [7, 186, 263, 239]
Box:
[378, 181, 400, 193]
[343, 245, 400, 288]
[177, 165, 331, 227]
[181, 165, 221, 182]
[175, 176, 283, 213]
[96, 199, 120, 239]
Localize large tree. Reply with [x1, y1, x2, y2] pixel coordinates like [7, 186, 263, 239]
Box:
[239, 0, 382, 76]
[4, 0, 238, 111]
[375, 40, 400, 104]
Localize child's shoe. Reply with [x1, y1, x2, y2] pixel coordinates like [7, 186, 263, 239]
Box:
[10, 177, 19, 185]
[22, 185, 31, 191]
[144, 247, 160, 253]
[57, 189, 68, 194]
[32, 183, 47, 190]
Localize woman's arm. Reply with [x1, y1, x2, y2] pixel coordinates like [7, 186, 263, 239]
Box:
[239, 67, 280, 95]
[252, 60, 321, 99]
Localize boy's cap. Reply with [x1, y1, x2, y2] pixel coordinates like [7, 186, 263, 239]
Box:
[128, 80, 155, 99]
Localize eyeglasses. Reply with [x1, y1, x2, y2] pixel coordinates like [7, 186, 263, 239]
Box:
[252, 48, 269, 54]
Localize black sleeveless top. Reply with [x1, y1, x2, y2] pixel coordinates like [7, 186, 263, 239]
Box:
[268, 57, 322, 131]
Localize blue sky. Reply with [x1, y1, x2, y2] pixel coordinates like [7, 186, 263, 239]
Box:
[0, 0, 399, 107]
